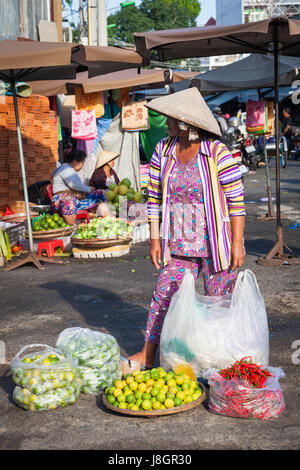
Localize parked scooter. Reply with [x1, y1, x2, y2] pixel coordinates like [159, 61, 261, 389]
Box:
[225, 112, 261, 172]
[290, 125, 300, 160]
[240, 134, 261, 171]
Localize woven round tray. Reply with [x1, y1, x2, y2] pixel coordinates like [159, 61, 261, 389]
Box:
[1, 212, 39, 223]
[71, 237, 132, 248]
[26, 225, 76, 239]
[102, 382, 206, 418]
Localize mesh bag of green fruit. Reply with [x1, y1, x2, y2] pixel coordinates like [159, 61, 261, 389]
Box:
[56, 328, 122, 394]
[11, 344, 80, 411]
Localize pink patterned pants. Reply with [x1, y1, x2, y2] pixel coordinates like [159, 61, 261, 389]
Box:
[145, 255, 237, 345]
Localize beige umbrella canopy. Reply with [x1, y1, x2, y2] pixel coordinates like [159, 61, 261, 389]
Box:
[71, 45, 143, 78]
[133, 17, 300, 62]
[0, 40, 143, 82]
[134, 17, 300, 265]
[29, 68, 196, 96]
[0, 39, 142, 270]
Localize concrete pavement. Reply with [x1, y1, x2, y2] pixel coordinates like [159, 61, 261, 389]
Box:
[0, 159, 299, 450]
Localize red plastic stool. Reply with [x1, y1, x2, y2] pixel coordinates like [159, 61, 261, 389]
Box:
[76, 210, 90, 224]
[38, 240, 64, 257]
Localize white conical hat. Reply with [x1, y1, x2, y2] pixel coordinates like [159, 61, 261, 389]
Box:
[145, 87, 222, 137]
[95, 150, 120, 169]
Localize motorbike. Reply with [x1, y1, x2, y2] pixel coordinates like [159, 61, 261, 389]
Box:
[240, 134, 261, 171]
[224, 115, 260, 175]
[290, 125, 300, 161]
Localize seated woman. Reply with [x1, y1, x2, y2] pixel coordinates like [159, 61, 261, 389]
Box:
[89, 150, 120, 190]
[52, 149, 109, 225]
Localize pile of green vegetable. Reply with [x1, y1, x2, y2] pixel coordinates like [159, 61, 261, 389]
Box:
[11, 345, 80, 411]
[73, 216, 134, 240]
[56, 328, 122, 394]
[32, 213, 70, 231]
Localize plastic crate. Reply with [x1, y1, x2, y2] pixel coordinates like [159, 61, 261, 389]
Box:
[27, 180, 51, 205]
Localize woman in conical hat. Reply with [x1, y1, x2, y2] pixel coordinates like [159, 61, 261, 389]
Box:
[89, 150, 120, 190]
[128, 87, 246, 369]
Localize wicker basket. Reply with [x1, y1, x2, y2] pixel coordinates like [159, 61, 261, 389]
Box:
[102, 382, 206, 418]
[8, 200, 37, 213]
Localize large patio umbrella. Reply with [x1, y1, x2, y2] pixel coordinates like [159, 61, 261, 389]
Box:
[192, 54, 300, 93]
[29, 68, 198, 96]
[191, 53, 300, 221]
[134, 17, 300, 265]
[0, 40, 142, 271]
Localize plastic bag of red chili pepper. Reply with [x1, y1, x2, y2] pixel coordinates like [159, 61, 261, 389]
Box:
[204, 365, 285, 420]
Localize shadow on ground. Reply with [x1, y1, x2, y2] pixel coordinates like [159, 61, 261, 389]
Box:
[39, 280, 148, 357]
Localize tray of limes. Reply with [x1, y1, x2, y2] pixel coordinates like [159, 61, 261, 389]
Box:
[102, 367, 206, 417]
[26, 213, 76, 239]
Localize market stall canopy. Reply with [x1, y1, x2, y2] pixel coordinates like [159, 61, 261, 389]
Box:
[29, 68, 198, 96]
[133, 17, 300, 63]
[192, 54, 300, 93]
[71, 45, 143, 78]
[0, 40, 143, 83]
[67, 68, 175, 94]
[0, 39, 79, 82]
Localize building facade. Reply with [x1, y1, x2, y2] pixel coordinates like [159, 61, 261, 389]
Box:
[0, 0, 62, 41]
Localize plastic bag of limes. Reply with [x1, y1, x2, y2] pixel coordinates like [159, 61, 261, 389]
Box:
[11, 344, 80, 411]
[56, 328, 122, 394]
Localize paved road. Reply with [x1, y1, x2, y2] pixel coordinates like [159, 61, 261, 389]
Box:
[0, 159, 299, 450]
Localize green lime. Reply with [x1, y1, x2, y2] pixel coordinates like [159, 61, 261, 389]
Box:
[142, 393, 151, 401]
[135, 399, 142, 409]
[118, 402, 128, 409]
[151, 370, 160, 381]
[143, 372, 151, 382]
[134, 390, 143, 400]
[156, 391, 166, 404]
[107, 395, 115, 404]
[141, 399, 152, 411]
[166, 392, 175, 400]
[116, 393, 126, 403]
[126, 393, 135, 404]
[174, 397, 183, 407]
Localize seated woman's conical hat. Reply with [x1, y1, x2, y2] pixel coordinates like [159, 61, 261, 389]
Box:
[145, 87, 222, 137]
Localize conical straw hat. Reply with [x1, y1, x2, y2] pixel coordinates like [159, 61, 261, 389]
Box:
[145, 87, 222, 137]
[95, 149, 120, 169]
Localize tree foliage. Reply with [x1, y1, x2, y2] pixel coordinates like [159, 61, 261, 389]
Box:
[108, 0, 201, 44]
[108, 5, 152, 44]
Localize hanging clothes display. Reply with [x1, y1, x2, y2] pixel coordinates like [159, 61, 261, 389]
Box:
[75, 87, 105, 119]
[246, 100, 274, 135]
[112, 88, 130, 108]
[121, 101, 149, 131]
[140, 109, 168, 162]
[71, 109, 97, 140]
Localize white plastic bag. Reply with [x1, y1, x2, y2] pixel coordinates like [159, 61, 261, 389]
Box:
[56, 328, 122, 394]
[160, 269, 269, 376]
[11, 344, 80, 411]
[204, 367, 285, 420]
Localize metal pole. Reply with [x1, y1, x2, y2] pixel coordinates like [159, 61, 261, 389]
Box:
[88, 0, 92, 45]
[263, 134, 275, 218]
[274, 19, 283, 254]
[11, 81, 34, 252]
[88, 0, 98, 46]
[97, 0, 108, 46]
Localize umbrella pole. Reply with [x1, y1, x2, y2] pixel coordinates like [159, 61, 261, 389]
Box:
[3, 81, 64, 271]
[12, 81, 34, 253]
[257, 134, 276, 220]
[257, 20, 299, 265]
